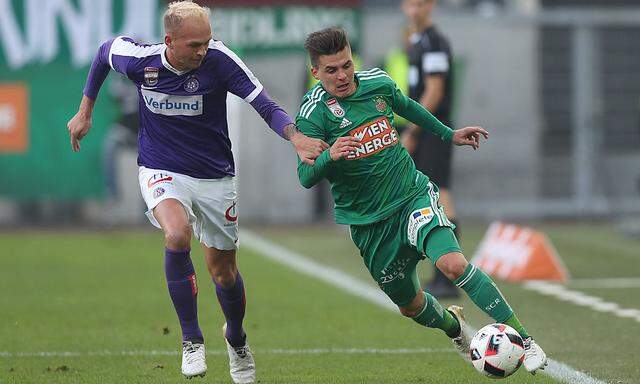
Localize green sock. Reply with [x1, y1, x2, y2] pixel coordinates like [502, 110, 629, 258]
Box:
[455, 264, 520, 325]
[504, 314, 530, 339]
[412, 291, 460, 338]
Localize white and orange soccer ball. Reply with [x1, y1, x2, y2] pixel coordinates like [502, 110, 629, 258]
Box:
[470, 323, 525, 379]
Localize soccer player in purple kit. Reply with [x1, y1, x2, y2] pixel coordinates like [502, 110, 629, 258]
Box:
[66, 1, 327, 382]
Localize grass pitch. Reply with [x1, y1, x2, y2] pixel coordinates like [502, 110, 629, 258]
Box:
[1, 222, 638, 383]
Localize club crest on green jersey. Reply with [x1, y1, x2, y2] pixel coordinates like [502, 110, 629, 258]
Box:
[326, 98, 345, 118]
[373, 96, 387, 113]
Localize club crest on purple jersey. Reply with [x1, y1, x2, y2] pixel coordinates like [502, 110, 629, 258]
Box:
[144, 67, 159, 86]
[184, 76, 200, 93]
[153, 187, 165, 198]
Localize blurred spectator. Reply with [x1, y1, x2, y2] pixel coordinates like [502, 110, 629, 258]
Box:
[400, 0, 459, 298]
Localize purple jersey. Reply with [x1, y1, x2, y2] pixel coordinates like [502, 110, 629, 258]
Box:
[83, 36, 293, 179]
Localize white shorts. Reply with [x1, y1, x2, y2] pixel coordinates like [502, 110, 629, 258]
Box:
[138, 166, 239, 250]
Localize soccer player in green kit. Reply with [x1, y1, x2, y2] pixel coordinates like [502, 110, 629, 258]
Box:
[295, 27, 548, 375]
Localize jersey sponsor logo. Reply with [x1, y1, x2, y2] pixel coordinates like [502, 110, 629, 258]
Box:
[407, 207, 434, 247]
[379, 256, 410, 285]
[339, 118, 352, 128]
[184, 76, 200, 93]
[144, 67, 159, 86]
[373, 96, 387, 113]
[147, 173, 173, 188]
[225, 201, 238, 222]
[325, 98, 345, 117]
[346, 117, 398, 160]
[141, 89, 203, 116]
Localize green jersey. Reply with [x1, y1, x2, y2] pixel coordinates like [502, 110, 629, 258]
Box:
[296, 68, 453, 225]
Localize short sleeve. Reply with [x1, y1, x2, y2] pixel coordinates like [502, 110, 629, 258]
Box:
[108, 37, 137, 78]
[421, 35, 451, 75]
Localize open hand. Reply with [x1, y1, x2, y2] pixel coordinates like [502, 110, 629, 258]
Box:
[67, 112, 92, 152]
[452, 126, 489, 150]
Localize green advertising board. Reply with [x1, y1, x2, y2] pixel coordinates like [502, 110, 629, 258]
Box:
[0, 0, 360, 199]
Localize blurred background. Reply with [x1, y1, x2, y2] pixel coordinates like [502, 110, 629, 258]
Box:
[1, 0, 639, 231]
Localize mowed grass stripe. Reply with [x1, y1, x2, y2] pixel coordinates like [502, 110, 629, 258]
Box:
[0, 347, 455, 358]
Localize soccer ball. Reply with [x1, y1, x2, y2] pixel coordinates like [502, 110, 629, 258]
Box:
[470, 323, 525, 379]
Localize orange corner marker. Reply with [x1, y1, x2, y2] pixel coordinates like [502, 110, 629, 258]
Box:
[470, 222, 569, 283]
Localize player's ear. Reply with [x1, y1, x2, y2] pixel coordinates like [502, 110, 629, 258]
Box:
[165, 35, 172, 48]
[311, 66, 319, 80]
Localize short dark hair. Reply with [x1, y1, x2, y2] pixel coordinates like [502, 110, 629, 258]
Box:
[304, 27, 350, 67]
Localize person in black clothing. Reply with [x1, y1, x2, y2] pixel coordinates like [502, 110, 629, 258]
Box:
[401, 0, 459, 298]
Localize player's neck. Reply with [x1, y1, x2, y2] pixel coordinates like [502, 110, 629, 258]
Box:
[413, 17, 433, 33]
[164, 48, 188, 72]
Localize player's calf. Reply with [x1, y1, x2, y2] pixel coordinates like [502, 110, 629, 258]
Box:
[402, 291, 461, 338]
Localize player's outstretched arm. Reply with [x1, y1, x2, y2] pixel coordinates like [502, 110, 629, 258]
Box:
[284, 124, 329, 165]
[451, 126, 489, 150]
[67, 39, 114, 152]
[247, 91, 329, 165]
[392, 85, 453, 142]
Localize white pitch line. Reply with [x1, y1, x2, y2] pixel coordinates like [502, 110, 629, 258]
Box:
[524, 281, 640, 323]
[569, 277, 640, 289]
[0, 348, 454, 358]
[242, 230, 607, 384]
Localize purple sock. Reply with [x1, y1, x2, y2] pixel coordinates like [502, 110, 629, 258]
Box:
[215, 272, 246, 348]
[165, 248, 203, 343]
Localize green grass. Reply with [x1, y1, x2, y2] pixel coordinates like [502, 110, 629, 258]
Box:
[0, 223, 639, 383]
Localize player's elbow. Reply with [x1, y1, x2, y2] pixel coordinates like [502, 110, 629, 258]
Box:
[299, 178, 316, 189]
[297, 168, 317, 189]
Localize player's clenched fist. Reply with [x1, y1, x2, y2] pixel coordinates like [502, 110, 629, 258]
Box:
[330, 136, 362, 161]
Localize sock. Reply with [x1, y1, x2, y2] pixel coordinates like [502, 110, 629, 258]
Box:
[455, 264, 522, 327]
[504, 314, 530, 339]
[411, 291, 460, 338]
[165, 248, 203, 343]
[215, 272, 247, 348]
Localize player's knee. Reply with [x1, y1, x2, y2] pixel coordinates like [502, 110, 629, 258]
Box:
[164, 227, 191, 250]
[438, 255, 468, 281]
[210, 267, 237, 288]
[398, 292, 425, 317]
[399, 306, 420, 317]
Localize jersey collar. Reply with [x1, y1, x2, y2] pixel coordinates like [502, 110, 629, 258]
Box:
[161, 45, 190, 76]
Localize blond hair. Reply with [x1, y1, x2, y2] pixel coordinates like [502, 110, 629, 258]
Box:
[163, 1, 211, 35]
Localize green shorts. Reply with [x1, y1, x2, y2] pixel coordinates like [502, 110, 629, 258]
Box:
[349, 176, 461, 307]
